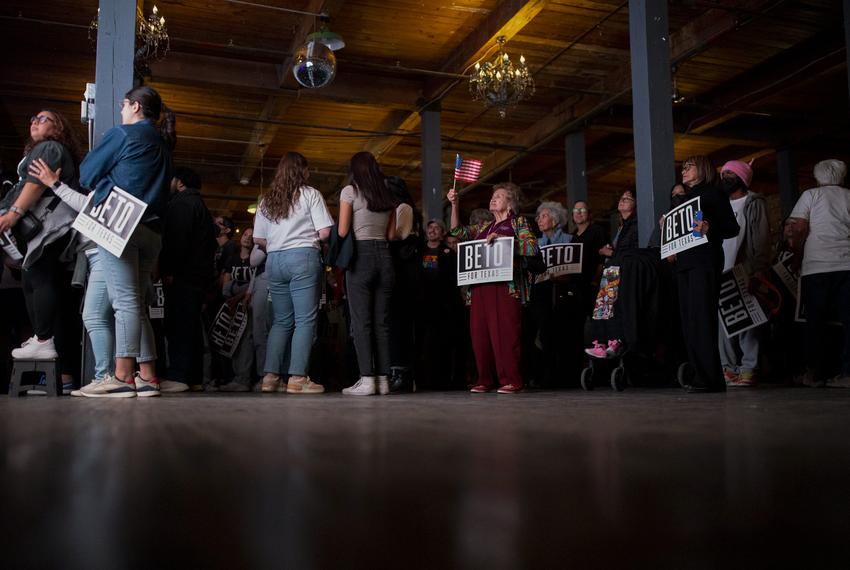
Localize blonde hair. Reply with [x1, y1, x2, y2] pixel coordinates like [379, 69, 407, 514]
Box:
[492, 181, 521, 214]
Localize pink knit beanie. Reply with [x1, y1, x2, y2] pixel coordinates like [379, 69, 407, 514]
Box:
[721, 160, 753, 188]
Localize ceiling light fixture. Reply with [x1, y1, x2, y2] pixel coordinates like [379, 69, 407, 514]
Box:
[293, 17, 345, 89]
[469, 36, 534, 118]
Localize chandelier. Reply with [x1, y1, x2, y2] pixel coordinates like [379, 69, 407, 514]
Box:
[469, 36, 534, 118]
[89, 5, 170, 75]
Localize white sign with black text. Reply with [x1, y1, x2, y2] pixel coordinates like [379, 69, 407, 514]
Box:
[718, 264, 768, 338]
[71, 186, 147, 258]
[456, 237, 514, 286]
[661, 196, 708, 258]
[536, 242, 583, 282]
[772, 250, 799, 298]
[209, 302, 248, 358]
[0, 230, 23, 262]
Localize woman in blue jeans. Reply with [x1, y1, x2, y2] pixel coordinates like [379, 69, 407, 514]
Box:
[76, 86, 175, 398]
[339, 152, 399, 396]
[27, 159, 157, 395]
[253, 152, 333, 394]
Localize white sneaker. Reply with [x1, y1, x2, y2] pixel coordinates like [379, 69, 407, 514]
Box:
[12, 337, 58, 360]
[81, 374, 136, 398]
[134, 372, 161, 398]
[342, 376, 376, 396]
[377, 375, 389, 395]
[160, 380, 190, 393]
[218, 380, 250, 392]
[78, 378, 107, 397]
[826, 375, 850, 388]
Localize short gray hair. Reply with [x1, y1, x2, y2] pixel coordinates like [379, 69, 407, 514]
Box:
[536, 201, 568, 228]
[814, 159, 847, 186]
[469, 208, 495, 225]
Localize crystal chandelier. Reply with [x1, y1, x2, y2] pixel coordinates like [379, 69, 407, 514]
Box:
[469, 36, 534, 118]
[89, 5, 170, 75]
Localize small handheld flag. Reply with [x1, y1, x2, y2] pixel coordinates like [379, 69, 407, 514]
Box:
[454, 154, 483, 183]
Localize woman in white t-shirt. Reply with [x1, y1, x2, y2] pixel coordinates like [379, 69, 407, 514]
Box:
[253, 152, 334, 394]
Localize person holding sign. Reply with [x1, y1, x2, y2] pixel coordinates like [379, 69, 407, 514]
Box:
[449, 182, 539, 394]
[669, 155, 740, 393]
[530, 201, 572, 387]
[253, 152, 333, 395]
[787, 159, 850, 388]
[717, 160, 771, 387]
[76, 86, 176, 398]
[0, 109, 81, 372]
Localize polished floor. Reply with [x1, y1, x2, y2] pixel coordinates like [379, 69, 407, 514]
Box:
[2, 388, 850, 569]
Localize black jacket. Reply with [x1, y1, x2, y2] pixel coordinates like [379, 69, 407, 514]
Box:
[161, 188, 218, 287]
[675, 181, 740, 272]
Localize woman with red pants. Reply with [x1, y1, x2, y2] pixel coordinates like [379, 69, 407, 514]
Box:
[448, 182, 538, 394]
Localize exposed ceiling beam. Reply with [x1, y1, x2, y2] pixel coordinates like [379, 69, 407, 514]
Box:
[363, 0, 548, 159]
[236, 0, 345, 185]
[461, 0, 780, 194]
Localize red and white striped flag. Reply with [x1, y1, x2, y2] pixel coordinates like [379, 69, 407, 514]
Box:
[454, 154, 483, 183]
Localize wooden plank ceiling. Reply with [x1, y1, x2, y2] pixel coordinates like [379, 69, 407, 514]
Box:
[0, 0, 845, 226]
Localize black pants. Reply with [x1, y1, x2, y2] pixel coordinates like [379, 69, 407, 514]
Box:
[802, 271, 850, 381]
[677, 264, 724, 390]
[346, 240, 394, 376]
[21, 234, 71, 340]
[165, 280, 205, 385]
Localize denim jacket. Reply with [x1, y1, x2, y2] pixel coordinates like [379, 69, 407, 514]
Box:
[79, 120, 171, 217]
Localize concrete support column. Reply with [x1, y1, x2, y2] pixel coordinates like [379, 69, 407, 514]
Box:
[776, 147, 799, 217]
[844, 0, 850, 106]
[628, 0, 676, 245]
[93, 0, 136, 144]
[565, 130, 587, 206]
[420, 101, 443, 223]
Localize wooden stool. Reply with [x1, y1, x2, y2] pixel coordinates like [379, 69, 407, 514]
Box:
[8, 358, 61, 397]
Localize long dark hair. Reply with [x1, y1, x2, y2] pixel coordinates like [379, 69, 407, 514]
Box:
[24, 109, 83, 167]
[125, 86, 176, 151]
[262, 152, 309, 222]
[347, 151, 396, 212]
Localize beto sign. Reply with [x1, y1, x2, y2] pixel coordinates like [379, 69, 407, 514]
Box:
[72, 186, 147, 257]
[537, 243, 583, 281]
[457, 237, 514, 285]
[660, 196, 708, 258]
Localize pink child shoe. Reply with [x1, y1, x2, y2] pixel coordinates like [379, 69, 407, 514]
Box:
[584, 340, 608, 359]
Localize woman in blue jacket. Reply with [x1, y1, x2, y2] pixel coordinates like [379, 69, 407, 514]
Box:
[76, 86, 175, 398]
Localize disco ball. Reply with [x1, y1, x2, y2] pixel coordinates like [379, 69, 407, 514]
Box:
[293, 41, 337, 88]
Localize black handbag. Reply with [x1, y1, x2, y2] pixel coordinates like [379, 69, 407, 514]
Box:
[11, 196, 62, 244]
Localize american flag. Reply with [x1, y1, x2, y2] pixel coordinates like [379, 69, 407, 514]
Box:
[454, 154, 483, 183]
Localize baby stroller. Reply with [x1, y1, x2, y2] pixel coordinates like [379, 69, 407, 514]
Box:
[580, 250, 663, 392]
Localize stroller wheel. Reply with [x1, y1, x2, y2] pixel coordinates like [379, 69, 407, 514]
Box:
[610, 365, 626, 392]
[677, 362, 694, 388]
[580, 367, 594, 391]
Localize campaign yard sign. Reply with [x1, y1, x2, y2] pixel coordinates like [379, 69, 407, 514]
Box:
[718, 264, 768, 338]
[149, 280, 165, 320]
[772, 250, 799, 298]
[209, 302, 249, 357]
[660, 196, 708, 258]
[72, 186, 147, 258]
[0, 230, 23, 261]
[537, 243, 583, 282]
[457, 237, 514, 286]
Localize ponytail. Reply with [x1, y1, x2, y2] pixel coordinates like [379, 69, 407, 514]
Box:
[125, 85, 176, 150]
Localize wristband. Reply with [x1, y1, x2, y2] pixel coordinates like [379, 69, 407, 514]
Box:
[52, 180, 62, 190]
[9, 205, 24, 217]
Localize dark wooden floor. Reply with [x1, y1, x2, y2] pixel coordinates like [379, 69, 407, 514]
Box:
[2, 388, 850, 568]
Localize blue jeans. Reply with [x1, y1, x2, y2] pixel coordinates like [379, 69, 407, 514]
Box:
[264, 248, 321, 376]
[98, 224, 161, 360]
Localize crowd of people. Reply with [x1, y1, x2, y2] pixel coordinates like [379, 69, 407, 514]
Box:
[1, 85, 849, 398]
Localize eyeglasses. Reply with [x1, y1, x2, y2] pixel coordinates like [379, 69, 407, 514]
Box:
[619, 196, 635, 203]
[30, 115, 55, 125]
[681, 164, 696, 172]
[572, 208, 588, 214]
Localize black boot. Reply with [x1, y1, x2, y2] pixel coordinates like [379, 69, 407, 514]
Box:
[389, 366, 415, 393]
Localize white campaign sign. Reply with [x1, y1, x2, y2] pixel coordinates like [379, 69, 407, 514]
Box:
[72, 186, 147, 257]
[149, 280, 165, 320]
[209, 302, 249, 357]
[537, 243, 583, 282]
[660, 196, 708, 258]
[718, 264, 768, 338]
[456, 237, 514, 285]
[0, 230, 23, 261]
